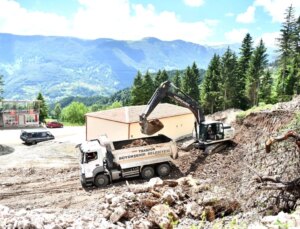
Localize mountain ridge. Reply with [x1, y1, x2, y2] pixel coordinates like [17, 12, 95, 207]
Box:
[0, 33, 263, 102]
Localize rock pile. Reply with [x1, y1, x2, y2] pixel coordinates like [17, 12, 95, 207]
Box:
[0, 177, 241, 228]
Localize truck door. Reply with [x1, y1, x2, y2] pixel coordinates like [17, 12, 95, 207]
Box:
[82, 151, 103, 179]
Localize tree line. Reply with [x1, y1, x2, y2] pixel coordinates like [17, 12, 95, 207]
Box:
[130, 5, 300, 115]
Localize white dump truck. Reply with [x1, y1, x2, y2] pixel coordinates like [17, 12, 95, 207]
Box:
[78, 134, 178, 187]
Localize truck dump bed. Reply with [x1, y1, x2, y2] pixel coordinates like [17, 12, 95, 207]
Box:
[108, 135, 177, 169]
[112, 135, 172, 150]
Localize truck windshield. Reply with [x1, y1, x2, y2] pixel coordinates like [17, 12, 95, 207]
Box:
[85, 151, 98, 163]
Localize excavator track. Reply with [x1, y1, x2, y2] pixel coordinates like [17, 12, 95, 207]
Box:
[204, 141, 231, 154]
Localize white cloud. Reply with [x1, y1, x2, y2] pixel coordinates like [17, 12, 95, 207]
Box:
[236, 6, 256, 23]
[224, 28, 249, 43]
[0, 0, 70, 36]
[0, 0, 214, 44]
[255, 31, 280, 48]
[183, 0, 204, 7]
[254, 0, 300, 22]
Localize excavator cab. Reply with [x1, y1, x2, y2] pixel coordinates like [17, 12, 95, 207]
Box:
[200, 122, 225, 142]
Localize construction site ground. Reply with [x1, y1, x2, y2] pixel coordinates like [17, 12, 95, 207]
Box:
[0, 127, 239, 211]
[1, 98, 300, 228]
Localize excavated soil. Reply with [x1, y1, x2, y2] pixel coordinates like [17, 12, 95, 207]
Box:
[1, 98, 300, 228]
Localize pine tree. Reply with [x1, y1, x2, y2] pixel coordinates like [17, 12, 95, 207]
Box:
[142, 71, 155, 102]
[293, 16, 300, 94]
[182, 65, 200, 101]
[220, 47, 239, 110]
[246, 39, 268, 107]
[276, 5, 298, 100]
[154, 69, 169, 88]
[36, 92, 48, 123]
[259, 70, 273, 104]
[173, 70, 181, 89]
[201, 54, 222, 113]
[154, 70, 162, 88]
[238, 33, 253, 109]
[130, 71, 144, 105]
[191, 62, 201, 84]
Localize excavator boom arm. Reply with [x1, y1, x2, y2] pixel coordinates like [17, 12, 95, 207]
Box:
[139, 81, 205, 135]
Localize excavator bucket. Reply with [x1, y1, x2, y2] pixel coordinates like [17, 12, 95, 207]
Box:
[140, 119, 164, 135]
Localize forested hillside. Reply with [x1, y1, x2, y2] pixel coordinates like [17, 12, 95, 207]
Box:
[0, 35, 231, 101]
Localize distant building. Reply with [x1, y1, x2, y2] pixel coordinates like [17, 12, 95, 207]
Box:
[85, 103, 194, 141]
[0, 100, 40, 128]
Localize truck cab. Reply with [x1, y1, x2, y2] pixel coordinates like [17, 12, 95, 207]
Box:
[79, 139, 108, 187]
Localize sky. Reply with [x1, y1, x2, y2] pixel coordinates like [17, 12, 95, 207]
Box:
[0, 0, 299, 48]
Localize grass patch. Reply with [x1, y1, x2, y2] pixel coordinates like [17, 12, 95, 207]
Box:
[280, 112, 300, 132]
[236, 103, 274, 123]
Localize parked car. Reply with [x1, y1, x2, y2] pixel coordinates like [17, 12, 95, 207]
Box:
[20, 129, 54, 145]
[46, 121, 63, 128]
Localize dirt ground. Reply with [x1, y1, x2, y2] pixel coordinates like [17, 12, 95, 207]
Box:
[0, 125, 237, 212]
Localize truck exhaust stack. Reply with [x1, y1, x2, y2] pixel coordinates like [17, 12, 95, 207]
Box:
[140, 119, 164, 135]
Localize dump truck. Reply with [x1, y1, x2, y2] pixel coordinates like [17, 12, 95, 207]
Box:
[78, 134, 178, 187]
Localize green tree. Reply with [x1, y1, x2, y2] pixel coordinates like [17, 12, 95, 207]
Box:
[238, 33, 254, 109]
[276, 5, 298, 100]
[36, 92, 48, 123]
[246, 39, 268, 107]
[259, 70, 273, 104]
[220, 47, 239, 109]
[142, 71, 155, 102]
[106, 101, 123, 109]
[173, 70, 181, 89]
[191, 62, 201, 84]
[61, 102, 88, 124]
[182, 65, 200, 101]
[130, 71, 144, 105]
[201, 54, 222, 113]
[54, 103, 62, 120]
[154, 69, 169, 88]
[90, 104, 103, 112]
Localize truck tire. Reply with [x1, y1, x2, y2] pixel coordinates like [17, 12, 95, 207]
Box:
[94, 174, 109, 187]
[141, 166, 155, 180]
[156, 163, 171, 177]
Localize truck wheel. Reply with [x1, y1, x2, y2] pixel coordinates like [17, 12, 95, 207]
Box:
[156, 163, 171, 177]
[141, 166, 155, 180]
[94, 174, 109, 187]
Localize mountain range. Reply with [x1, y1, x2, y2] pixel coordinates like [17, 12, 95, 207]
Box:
[0, 33, 272, 102]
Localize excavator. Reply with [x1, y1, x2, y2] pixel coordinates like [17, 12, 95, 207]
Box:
[139, 81, 235, 153]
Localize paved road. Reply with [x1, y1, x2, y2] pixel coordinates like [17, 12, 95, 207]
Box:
[0, 126, 85, 145]
[0, 126, 85, 168]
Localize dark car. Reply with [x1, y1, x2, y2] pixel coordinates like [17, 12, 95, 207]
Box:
[46, 121, 63, 128]
[20, 129, 54, 145]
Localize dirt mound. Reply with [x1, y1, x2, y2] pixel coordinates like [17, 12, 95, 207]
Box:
[232, 109, 300, 213]
[206, 108, 242, 124]
[272, 95, 300, 112]
[0, 145, 14, 156]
